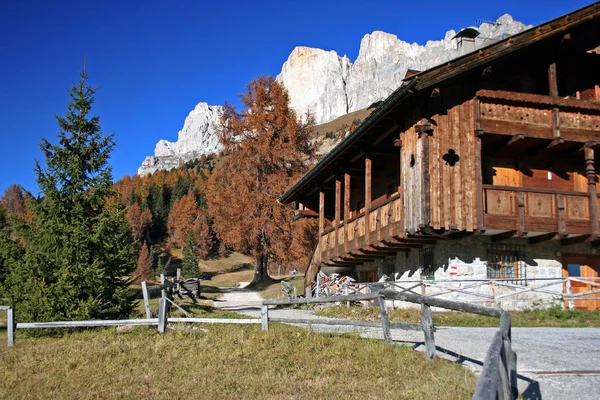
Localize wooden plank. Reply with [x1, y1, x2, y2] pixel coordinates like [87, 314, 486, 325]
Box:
[365, 157, 372, 245]
[0, 306, 9, 311]
[18, 319, 159, 329]
[262, 293, 379, 306]
[169, 318, 261, 324]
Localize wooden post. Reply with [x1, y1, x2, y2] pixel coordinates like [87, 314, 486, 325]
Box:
[566, 279, 576, 310]
[378, 297, 392, 345]
[141, 281, 152, 319]
[474, 98, 485, 233]
[176, 268, 181, 292]
[261, 304, 269, 331]
[344, 173, 351, 254]
[7, 308, 14, 347]
[160, 273, 166, 300]
[548, 62, 558, 97]
[157, 298, 167, 334]
[421, 303, 436, 360]
[516, 191, 526, 236]
[335, 178, 341, 257]
[345, 286, 350, 308]
[365, 156, 372, 245]
[585, 147, 599, 240]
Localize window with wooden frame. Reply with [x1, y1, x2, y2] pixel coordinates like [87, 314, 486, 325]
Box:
[486, 243, 527, 282]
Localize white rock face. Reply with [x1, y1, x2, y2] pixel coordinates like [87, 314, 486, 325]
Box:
[278, 47, 351, 125]
[139, 14, 529, 175]
[278, 14, 529, 123]
[138, 103, 223, 176]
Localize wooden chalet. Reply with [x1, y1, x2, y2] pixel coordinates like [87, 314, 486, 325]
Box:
[280, 3, 600, 308]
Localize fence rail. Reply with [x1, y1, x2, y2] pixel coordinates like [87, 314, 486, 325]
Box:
[319, 277, 600, 310]
[3, 277, 261, 347]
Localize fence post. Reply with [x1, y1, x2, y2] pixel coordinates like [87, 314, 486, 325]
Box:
[158, 297, 167, 334]
[565, 279, 575, 310]
[261, 304, 269, 331]
[176, 268, 181, 292]
[7, 308, 14, 347]
[378, 296, 392, 345]
[421, 302, 436, 360]
[141, 281, 152, 319]
[316, 278, 320, 298]
[345, 286, 350, 308]
[160, 273, 166, 300]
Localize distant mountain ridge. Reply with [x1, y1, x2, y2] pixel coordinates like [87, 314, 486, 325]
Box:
[138, 15, 529, 176]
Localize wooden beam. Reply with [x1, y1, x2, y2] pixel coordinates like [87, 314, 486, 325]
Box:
[548, 62, 558, 97]
[344, 173, 350, 254]
[585, 147, 599, 242]
[474, 98, 485, 233]
[516, 191, 526, 237]
[561, 235, 590, 246]
[491, 230, 518, 242]
[334, 178, 342, 258]
[506, 133, 525, 146]
[365, 156, 372, 245]
[528, 233, 560, 244]
[319, 191, 325, 236]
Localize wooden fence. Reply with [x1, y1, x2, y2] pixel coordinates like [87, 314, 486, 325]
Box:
[3, 276, 260, 347]
[262, 290, 517, 400]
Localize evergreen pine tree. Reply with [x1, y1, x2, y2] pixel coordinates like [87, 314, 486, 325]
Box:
[2, 68, 137, 322]
[181, 232, 199, 278]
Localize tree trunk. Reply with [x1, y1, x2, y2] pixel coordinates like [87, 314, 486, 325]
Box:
[253, 253, 272, 283]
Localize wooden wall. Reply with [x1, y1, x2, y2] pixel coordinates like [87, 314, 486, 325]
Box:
[400, 99, 478, 233]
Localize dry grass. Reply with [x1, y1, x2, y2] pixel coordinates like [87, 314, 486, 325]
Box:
[199, 252, 253, 274]
[0, 324, 475, 399]
[315, 305, 600, 328]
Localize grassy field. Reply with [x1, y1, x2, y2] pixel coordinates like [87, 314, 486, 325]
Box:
[315, 305, 600, 328]
[0, 324, 475, 399]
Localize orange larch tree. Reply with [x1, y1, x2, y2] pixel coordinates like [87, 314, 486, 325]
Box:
[208, 76, 316, 283]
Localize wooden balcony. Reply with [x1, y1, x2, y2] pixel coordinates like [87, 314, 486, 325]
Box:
[483, 185, 600, 237]
[476, 89, 600, 143]
[317, 194, 416, 267]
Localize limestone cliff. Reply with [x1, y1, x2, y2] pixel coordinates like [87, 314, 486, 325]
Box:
[138, 14, 529, 176]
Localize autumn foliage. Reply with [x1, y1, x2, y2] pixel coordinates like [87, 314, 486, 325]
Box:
[208, 76, 316, 282]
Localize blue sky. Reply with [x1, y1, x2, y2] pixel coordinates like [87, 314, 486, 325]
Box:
[0, 0, 592, 196]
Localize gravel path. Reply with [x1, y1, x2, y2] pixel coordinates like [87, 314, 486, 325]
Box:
[212, 282, 263, 310]
[212, 286, 600, 399]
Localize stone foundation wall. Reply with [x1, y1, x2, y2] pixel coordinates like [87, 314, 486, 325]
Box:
[355, 235, 596, 311]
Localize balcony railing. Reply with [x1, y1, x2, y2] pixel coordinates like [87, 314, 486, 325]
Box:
[319, 194, 402, 263]
[483, 185, 599, 235]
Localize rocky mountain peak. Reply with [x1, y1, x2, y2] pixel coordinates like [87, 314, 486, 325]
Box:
[138, 14, 529, 176]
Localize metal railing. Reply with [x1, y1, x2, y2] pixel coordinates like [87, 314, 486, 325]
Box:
[324, 277, 600, 310]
